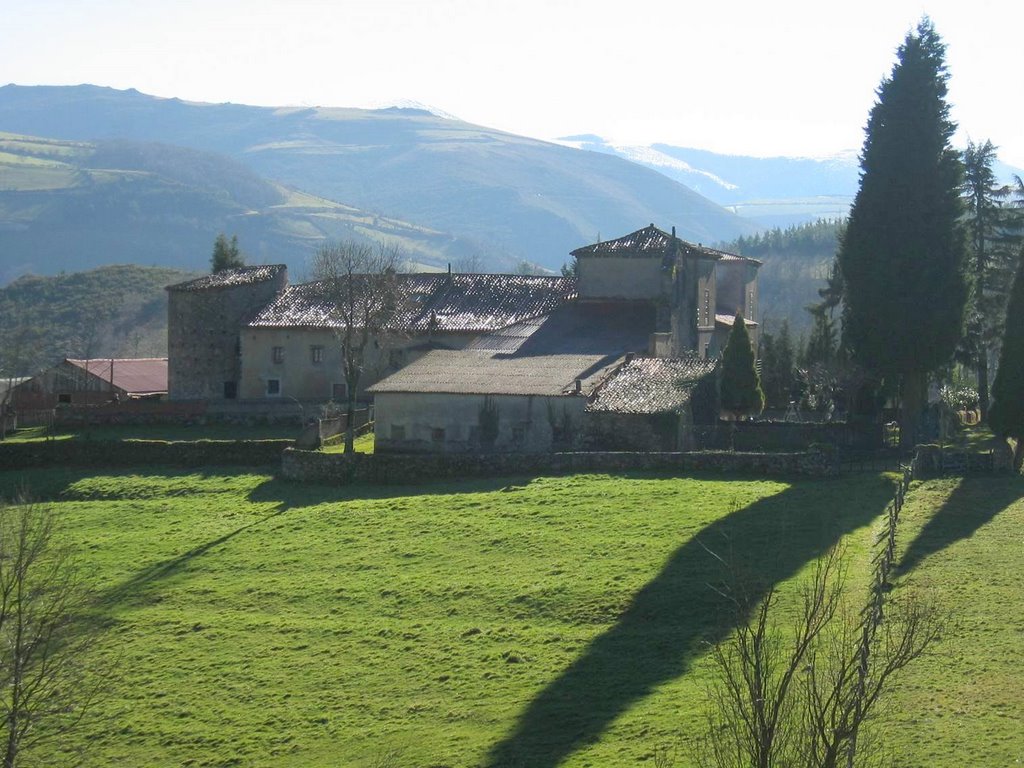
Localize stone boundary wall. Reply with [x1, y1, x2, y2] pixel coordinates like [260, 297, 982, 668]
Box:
[50, 400, 306, 428]
[0, 439, 291, 469]
[281, 447, 836, 486]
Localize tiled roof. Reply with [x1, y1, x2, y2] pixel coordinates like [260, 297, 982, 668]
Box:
[368, 350, 622, 396]
[65, 358, 168, 395]
[715, 313, 759, 328]
[166, 265, 286, 292]
[570, 224, 738, 262]
[248, 274, 576, 332]
[587, 356, 718, 414]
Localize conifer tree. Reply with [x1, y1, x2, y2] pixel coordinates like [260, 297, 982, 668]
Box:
[989, 248, 1024, 472]
[720, 312, 765, 418]
[959, 140, 1017, 420]
[837, 19, 966, 445]
[211, 233, 245, 273]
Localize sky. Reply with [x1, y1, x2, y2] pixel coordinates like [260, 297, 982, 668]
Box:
[4, 0, 1023, 167]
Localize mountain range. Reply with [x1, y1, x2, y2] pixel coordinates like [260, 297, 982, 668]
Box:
[0, 84, 757, 282]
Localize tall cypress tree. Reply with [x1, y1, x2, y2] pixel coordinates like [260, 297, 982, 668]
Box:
[989, 248, 1024, 472]
[837, 19, 966, 445]
[720, 312, 765, 418]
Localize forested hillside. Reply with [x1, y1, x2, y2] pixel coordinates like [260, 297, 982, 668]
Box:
[722, 218, 842, 334]
[0, 264, 194, 374]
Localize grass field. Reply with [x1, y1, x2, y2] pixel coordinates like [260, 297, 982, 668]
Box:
[0, 467, 1019, 767]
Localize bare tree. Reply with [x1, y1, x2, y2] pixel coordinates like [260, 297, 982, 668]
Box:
[695, 546, 844, 768]
[311, 240, 404, 453]
[0, 497, 110, 767]
[696, 544, 940, 768]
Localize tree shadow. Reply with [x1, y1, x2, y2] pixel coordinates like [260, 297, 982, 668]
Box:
[244, 470, 702, 512]
[486, 475, 896, 768]
[96, 508, 287, 610]
[897, 475, 1024, 575]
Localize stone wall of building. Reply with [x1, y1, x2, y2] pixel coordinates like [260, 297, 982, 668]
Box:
[168, 271, 287, 401]
[578, 256, 663, 300]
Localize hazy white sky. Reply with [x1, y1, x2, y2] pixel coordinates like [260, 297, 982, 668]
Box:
[4, 0, 1023, 166]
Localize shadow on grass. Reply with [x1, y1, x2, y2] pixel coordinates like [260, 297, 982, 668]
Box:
[97, 508, 287, 609]
[898, 475, 1024, 575]
[245, 471, 690, 511]
[486, 475, 896, 768]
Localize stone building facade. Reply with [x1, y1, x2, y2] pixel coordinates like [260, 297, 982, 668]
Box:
[166, 265, 288, 400]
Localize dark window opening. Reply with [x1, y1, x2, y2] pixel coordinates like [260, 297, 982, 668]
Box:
[266, 379, 281, 396]
[223, 381, 237, 399]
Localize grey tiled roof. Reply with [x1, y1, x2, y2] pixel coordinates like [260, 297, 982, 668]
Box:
[248, 274, 576, 332]
[587, 356, 718, 414]
[166, 265, 286, 292]
[570, 224, 741, 262]
[367, 350, 622, 396]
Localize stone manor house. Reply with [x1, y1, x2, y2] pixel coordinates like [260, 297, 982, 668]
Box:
[166, 224, 760, 452]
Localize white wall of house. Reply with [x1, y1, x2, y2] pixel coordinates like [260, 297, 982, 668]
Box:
[374, 392, 587, 454]
[578, 257, 663, 300]
[239, 329, 479, 402]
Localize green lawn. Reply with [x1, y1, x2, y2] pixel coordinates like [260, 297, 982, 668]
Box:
[0, 467, 1018, 767]
[321, 432, 375, 454]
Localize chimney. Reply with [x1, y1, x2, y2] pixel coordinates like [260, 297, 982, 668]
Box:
[625, 352, 635, 364]
[671, 226, 676, 239]
[574, 378, 582, 394]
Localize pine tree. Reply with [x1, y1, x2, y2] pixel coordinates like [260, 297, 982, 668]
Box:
[720, 312, 765, 418]
[211, 233, 245, 273]
[959, 140, 1017, 420]
[837, 19, 966, 446]
[989, 248, 1024, 472]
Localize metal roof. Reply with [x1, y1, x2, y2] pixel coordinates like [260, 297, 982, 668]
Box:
[587, 356, 718, 414]
[64, 358, 168, 395]
[370, 299, 656, 397]
[248, 274, 576, 332]
[368, 350, 623, 396]
[166, 265, 286, 292]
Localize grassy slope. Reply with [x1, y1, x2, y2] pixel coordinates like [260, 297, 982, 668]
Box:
[0, 132, 478, 284]
[0, 469, 1017, 767]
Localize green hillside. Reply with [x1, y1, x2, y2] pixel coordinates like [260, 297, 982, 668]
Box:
[0, 85, 757, 273]
[0, 132, 486, 284]
[0, 264, 194, 372]
[0, 467, 1018, 767]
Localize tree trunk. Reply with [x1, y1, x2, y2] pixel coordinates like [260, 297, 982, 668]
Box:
[345, 389, 356, 454]
[1013, 437, 1023, 474]
[900, 371, 928, 451]
[977, 355, 990, 422]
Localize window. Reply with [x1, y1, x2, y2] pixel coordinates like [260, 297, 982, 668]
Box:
[272, 346, 285, 364]
[223, 381, 237, 399]
[311, 345, 324, 365]
[332, 382, 347, 401]
[58, 393, 72, 404]
[391, 425, 406, 441]
[431, 427, 446, 443]
[266, 379, 281, 396]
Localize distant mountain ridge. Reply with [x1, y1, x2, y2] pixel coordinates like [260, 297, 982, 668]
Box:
[556, 134, 1024, 229]
[0, 84, 756, 277]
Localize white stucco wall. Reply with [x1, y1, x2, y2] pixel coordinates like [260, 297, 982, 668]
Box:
[239, 329, 477, 401]
[374, 392, 587, 454]
[578, 257, 663, 300]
